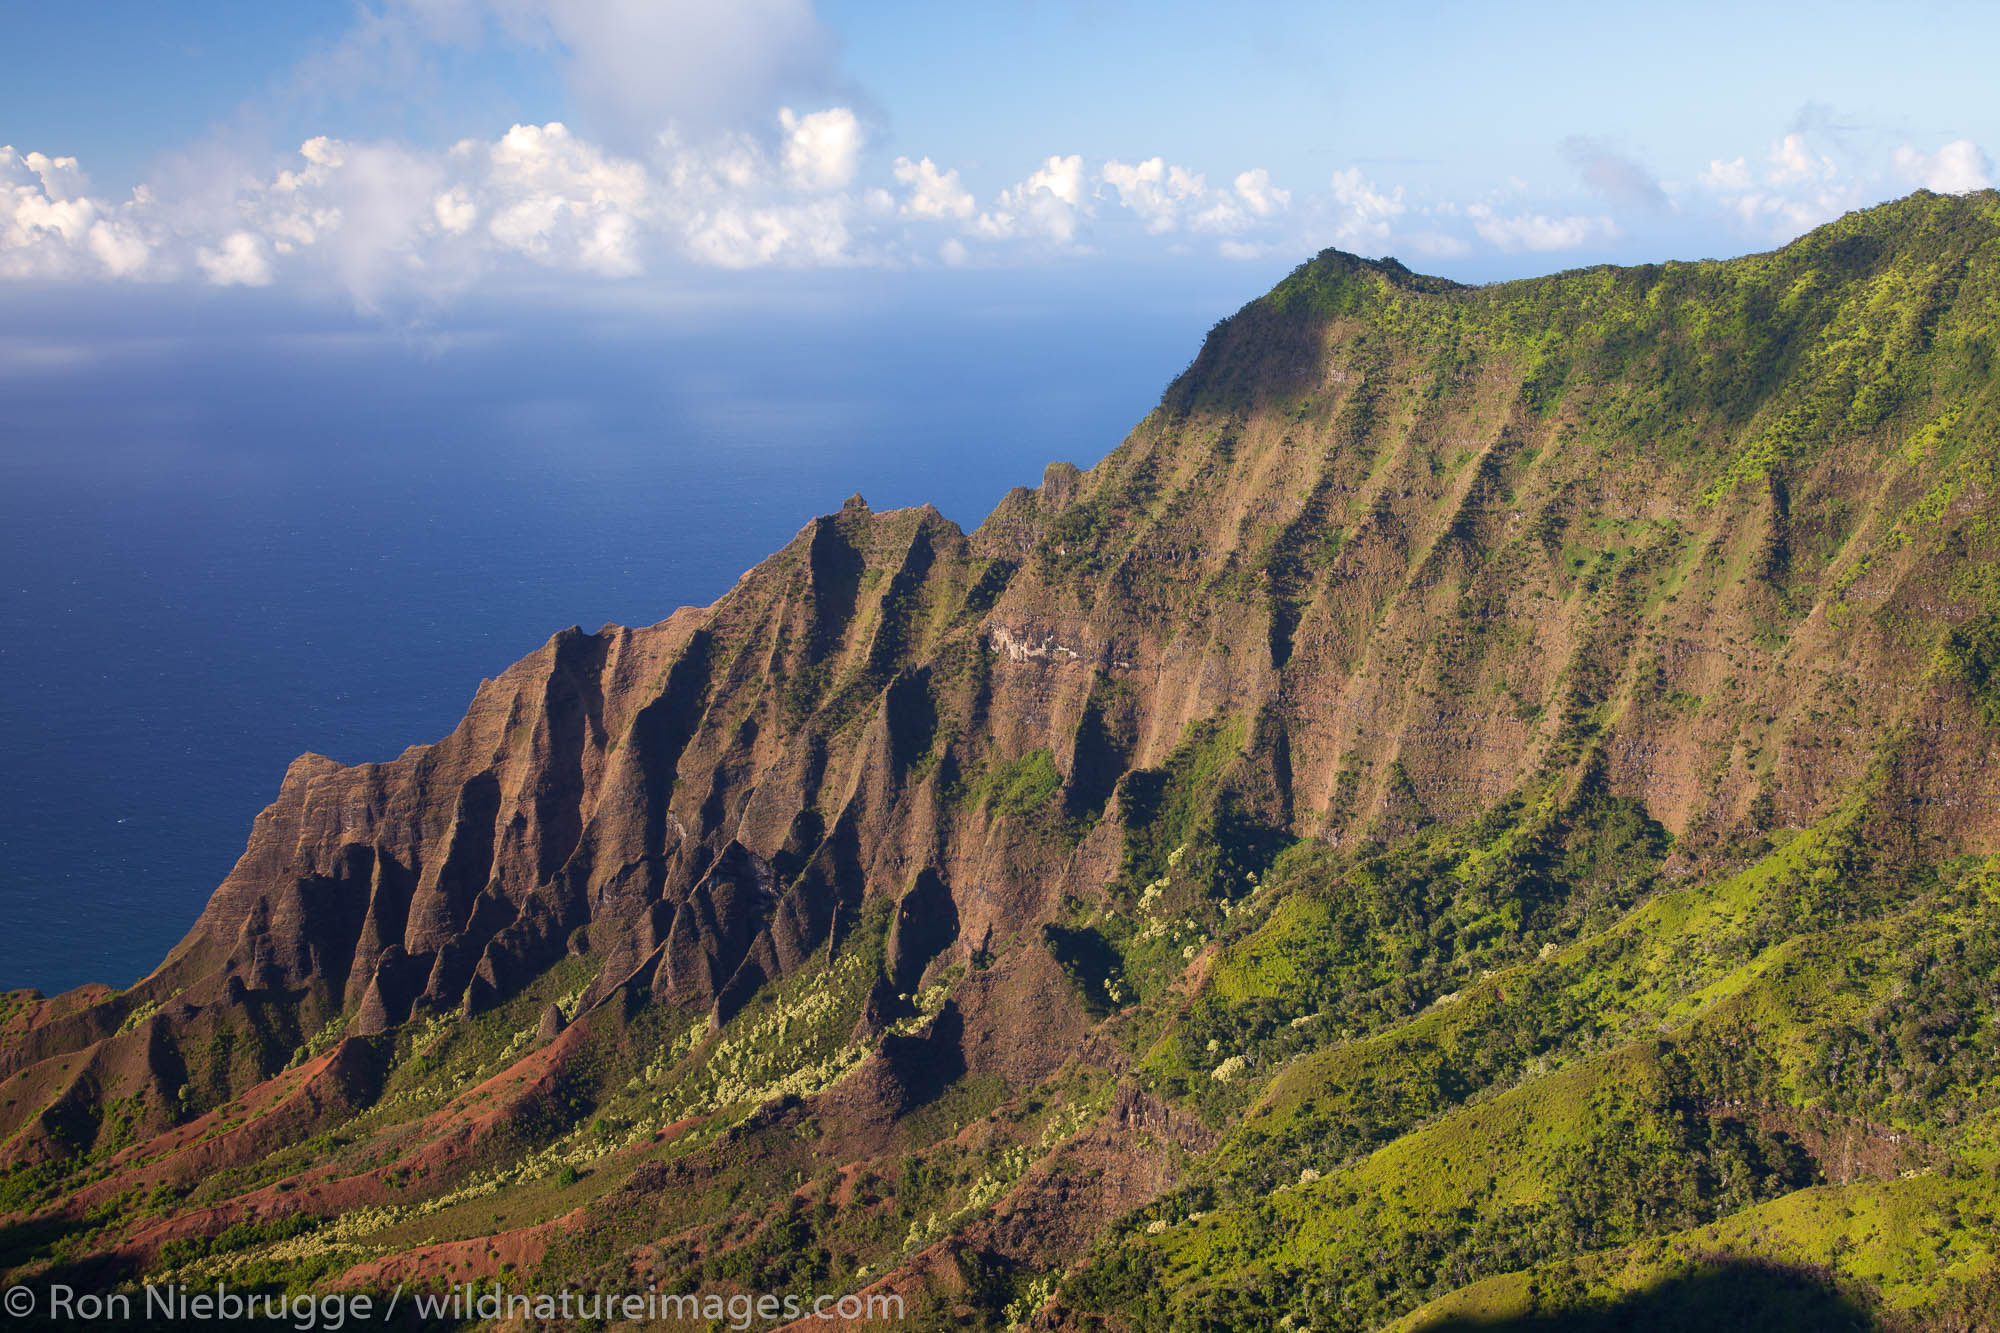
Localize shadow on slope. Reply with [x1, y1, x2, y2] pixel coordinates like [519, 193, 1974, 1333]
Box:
[1412, 1257, 1876, 1333]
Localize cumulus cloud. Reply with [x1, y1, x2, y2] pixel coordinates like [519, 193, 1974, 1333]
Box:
[1699, 157, 1754, 191]
[2, 107, 887, 300]
[1022, 154, 1086, 208]
[1324, 168, 1406, 250]
[225, 0, 1310, 276]
[1766, 132, 1836, 184]
[1100, 157, 1206, 233]
[1179, 168, 1294, 248]
[1467, 205, 1617, 252]
[1203, 167, 1408, 262]
[1561, 136, 1669, 212]
[3, 124, 1633, 294]
[2, 146, 162, 280]
[653, 119, 869, 269]
[1232, 168, 1291, 219]
[892, 156, 974, 220]
[1893, 139, 1993, 193]
[433, 186, 478, 235]
[1032, 157, 1296, 245]
[978, 155, 1089, 245]
[196, 231, 275, 286]
[682, 197, 850, 269]
[265, 137, 450, 305]
[779, 107, 861, 191]
[477, 122, 651, 274]
[35, 107, 1983, 302]
[3, 151, 98, 256]
[63, 101, 1997, 302]
[86, 215, 154, 276]
[1697, 132, 1864, 240]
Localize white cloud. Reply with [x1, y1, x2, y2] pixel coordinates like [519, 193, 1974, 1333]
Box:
[4, 156, 98, 248]
[0, 135, 1362, 288]
[1319, 168, 1406, 251]
[0, 106, 911, 297]
[1699, 157, 1753, 191]
[1893, 139, 1993, 193]
[196, 231, 274, 286]
[39, 100, 1988, 305]
[1100, 157, 1205, 233]
[978, 154, 1089, 245]
[779, 106, 861, 191]
[1728, 188, 1860, 236]
[1767, 132, 1835, 184]
[2, 145, 160, 280]
[892, 156, 974, 220]
[22, 151, 89, 204]
[1467, 205, 1617, 252]
[476, 122, 652, 275]
[1023, 154, 1085, 207]
[86, 217, 153, 276]
[1232, 168, 1290, 219]
[1084, 159, 1291, 243]
[269, 137, 450, 305]
[433, 187, 477, 235]
[1696, 132, 1867, 241]
[683, 198, 850, 269]
[1184, 167, 1292, 241]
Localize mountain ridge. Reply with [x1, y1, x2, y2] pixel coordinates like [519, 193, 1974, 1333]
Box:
[4, 188, 2000, 1330]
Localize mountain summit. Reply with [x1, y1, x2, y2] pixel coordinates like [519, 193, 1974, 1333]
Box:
[5, 190, 2000, 1330]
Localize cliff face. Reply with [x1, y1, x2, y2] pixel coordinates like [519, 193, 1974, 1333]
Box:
[6, 191, 2000, 1330]
[156, 194, 2000, 1028]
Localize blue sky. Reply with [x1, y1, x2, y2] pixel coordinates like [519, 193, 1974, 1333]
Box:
[3, 1, 1997, 305]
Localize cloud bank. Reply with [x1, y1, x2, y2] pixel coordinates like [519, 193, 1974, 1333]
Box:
[0, 121, 1367, 301]
[4, 4, 1993, 315]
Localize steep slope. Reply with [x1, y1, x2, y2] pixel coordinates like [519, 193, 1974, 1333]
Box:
[4, 190, 2000, 1331]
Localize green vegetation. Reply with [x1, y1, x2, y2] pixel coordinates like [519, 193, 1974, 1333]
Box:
[975, 748, 1063, 819]
[1937, 614, 2000, 724]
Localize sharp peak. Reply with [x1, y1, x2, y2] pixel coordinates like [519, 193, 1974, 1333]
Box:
[1290, 247, 1466, 292]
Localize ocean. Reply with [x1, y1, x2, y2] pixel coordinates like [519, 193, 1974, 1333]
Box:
[0, 262, 1273, 994]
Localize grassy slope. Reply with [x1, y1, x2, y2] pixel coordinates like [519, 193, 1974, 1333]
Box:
[1060, 832, 2000, 1329]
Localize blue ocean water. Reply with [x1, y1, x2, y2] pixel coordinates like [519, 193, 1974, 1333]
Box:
[0, 263, 1276, 994]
